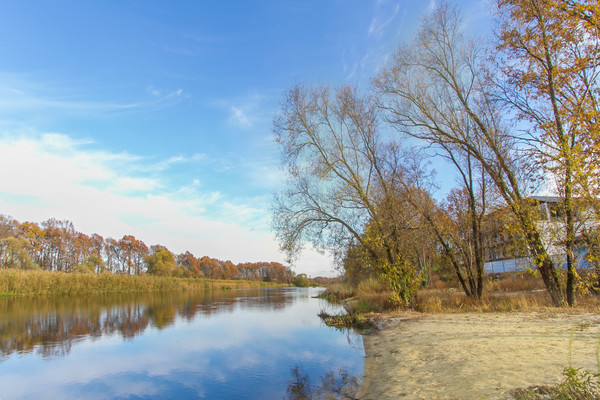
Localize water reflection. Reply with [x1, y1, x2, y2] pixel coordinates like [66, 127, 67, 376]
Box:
[0, 288, 363, 400]
[285, 366, 360, 400]
[0, 288, 296, 359]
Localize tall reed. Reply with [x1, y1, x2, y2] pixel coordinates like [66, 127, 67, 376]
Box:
[0, 269, 281, 296]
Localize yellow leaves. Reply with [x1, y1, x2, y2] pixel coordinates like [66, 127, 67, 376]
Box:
[497, 0, 600, 205]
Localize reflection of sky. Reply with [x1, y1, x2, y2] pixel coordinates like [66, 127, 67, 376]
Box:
[0, 288, 363, 399]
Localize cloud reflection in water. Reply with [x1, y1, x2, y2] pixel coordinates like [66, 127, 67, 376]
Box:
[0, 287, 363, 399]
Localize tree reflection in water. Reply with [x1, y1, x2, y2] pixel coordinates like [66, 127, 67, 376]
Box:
[285, 365, 361, 400]
[0, 288, 295, 359]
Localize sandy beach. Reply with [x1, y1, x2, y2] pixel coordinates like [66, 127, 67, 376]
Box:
[360, 312, 600, 399]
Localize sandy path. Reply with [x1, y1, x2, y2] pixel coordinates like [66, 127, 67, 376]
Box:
[360, 312, 600, 399]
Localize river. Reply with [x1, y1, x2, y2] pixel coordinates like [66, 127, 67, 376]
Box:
[0, 287, 363, 399]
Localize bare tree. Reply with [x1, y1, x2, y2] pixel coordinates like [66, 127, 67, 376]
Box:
[272, 84, 420, 305]
[373, 2, 565, 305]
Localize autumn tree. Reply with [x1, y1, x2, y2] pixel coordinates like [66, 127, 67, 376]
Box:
[0, 215, 17, 240]
[69, 232, 93, 270]
[16, 221, 44, 267]
[440, 181, 487, 298]
[494, 0, 600, 305]
[0, 216, 16, 267]
[0, 214, 294, 283]
[556, 0, 600, 34]
[374, 2, 565, 305]
[90, 233, 106, 273]
[237, 262, 262, 281]
[117, 235, 148, 275]
[74, 253, 106, 274]
[177, 251, 204, 278]
[146, 246, 177, 276]
[40, 219, 66, 271]
[293, 273, 311, 287]
[391, 151, 489, 299]
[0, 237, 37, 270]
[221, 260, 238, 280]
[199, 256, 222, 279]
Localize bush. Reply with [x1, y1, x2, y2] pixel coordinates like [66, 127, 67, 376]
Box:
[294, 273, 311, 287]
[379, 260, 420, 307]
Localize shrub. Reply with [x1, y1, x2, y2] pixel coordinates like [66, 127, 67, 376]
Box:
[294, 273, 311, 287]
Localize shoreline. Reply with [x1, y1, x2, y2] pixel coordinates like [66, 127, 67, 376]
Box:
[359, 311, 600, 399]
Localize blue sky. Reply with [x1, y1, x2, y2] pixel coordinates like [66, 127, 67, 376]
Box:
[0, 0, 492, 277]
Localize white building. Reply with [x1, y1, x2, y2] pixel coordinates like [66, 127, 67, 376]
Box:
[483, 196, 597, 273]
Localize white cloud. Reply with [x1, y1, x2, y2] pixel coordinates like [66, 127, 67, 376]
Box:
[0, 132, 336, 276]
[229, 106, 253, 128]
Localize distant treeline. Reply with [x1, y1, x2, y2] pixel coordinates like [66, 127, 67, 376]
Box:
[0, 215, 294, 283]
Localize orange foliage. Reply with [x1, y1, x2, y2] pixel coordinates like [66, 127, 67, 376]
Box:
[0, 215, 294, 282]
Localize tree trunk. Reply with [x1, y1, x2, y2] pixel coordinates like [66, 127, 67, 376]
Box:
[516, 202, 564, 306]
[565, 195, 576, 306]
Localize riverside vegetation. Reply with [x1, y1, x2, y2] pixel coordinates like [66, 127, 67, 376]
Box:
[0, 269, 282, 296]
[318, 272, 600, 325]
[0, 215, 296, 284]
[0, 214, 304, 295]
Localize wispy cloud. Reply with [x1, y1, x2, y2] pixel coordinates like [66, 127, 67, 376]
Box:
[209, 92, 272, 130]
[0, 72, 185, 118]
[368, 4, 400, 37]
[229, 106, 253, 128]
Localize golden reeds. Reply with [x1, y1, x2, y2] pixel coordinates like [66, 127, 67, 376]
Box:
[0, 269, 281, 296]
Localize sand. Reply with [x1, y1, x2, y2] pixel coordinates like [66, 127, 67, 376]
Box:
[359, 312, 600, 399]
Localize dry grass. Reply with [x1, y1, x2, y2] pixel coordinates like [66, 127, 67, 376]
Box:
[416, 288, 600, 313]
[318, 281, 355, 302]
[0, 269, 280, 296]
[320, 278, 400, 314]
[486, 271, 546, 292]
[353, 278, 400, 313]
[415, 288, 555, 312]
[322, 272, 600, 314]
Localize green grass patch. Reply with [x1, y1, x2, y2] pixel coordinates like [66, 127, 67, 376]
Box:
[510, 367, 600, 400]
[317, 310, 373, 330]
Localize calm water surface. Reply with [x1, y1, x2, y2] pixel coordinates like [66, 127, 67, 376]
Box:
[0, 287, 363, 399]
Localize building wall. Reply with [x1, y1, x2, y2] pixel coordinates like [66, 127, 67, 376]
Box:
[482, 197, 598, 273]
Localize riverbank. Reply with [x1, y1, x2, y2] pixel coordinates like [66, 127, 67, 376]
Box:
[360, 311, 600, 399]
[0, 269, 282, 295]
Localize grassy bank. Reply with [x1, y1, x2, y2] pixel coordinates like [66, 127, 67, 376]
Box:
[318, 273, 600, 328]
[0, 269, 282, 296]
